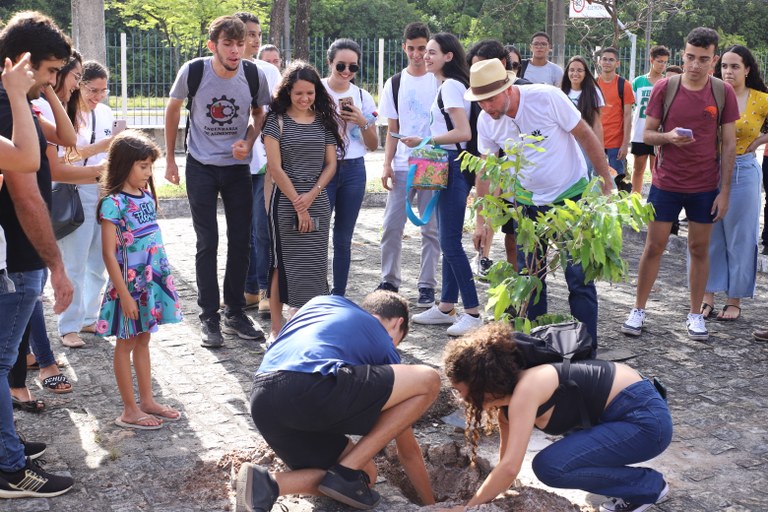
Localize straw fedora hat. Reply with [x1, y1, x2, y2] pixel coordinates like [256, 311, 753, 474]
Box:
[464, 59, 517, 102]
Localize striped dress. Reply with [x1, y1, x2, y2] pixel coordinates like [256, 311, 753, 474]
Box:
[263, 113, 337, 308]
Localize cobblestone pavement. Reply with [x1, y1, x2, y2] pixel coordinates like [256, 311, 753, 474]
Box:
[9, 176, 768, 511]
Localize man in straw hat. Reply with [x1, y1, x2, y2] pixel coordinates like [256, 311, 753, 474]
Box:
[467, 58, 613, 353]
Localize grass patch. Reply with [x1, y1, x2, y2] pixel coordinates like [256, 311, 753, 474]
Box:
[155, 182, 187, 198]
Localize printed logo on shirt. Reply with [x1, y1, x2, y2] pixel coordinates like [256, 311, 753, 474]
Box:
[206, 95, 240, 126]
[133, 202, 155, 224]
[530, 129, 548, 140]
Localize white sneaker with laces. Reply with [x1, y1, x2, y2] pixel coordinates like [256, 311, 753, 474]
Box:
[621, 308, 646, 336]
[686, 313, 708, 341]
[412, 305, 457, 325]
[446, 313, 483, 336]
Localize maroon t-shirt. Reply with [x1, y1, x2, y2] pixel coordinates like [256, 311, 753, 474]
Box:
[645, 76, 739, 193]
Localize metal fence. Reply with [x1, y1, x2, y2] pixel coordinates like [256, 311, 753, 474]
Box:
[105, 31, 768, 127]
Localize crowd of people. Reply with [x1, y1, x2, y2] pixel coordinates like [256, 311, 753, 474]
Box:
[1, 7, 767, 511]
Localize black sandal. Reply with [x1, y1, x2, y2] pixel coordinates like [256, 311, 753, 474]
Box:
[700, 302, 716, 319]
[39, 374, 73, 394]
[12, 396, 45, 413]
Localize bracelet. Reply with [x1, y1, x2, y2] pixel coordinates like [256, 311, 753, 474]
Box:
[361, 121, 371, 130]
[315, 184, 322, 192]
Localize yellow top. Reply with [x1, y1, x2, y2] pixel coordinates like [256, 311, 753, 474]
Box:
[735, 88, 768, 155]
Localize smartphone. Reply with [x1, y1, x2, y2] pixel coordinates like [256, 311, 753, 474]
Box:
[294, 216, 320, 232]
[675, 127, 693, 138]
[112, 119, 127, 135]
[390, 133, 406, 139]
[339, 96, 354, 112]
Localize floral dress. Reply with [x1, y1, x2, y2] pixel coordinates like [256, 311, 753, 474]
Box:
[96, 190, 182, 338]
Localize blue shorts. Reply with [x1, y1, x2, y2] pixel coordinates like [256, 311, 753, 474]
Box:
[605, 147, 625, 176]
[647, 185, 718, 224]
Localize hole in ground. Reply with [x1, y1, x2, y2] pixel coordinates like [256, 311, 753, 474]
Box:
[377, 440, 585, 511]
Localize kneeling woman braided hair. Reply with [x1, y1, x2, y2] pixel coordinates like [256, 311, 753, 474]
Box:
[443, 322, 672, 512]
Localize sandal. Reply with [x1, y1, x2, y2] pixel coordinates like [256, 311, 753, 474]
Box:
[80, 323, 97, 333]
[11, 396, 45, 413]
[61, 332, 85, 348]
[700, 302, 716, 319]
[717, 304, 741, 321]
[114, 416, 163, 430]
[27, 357, 67, 370]
[39, 374, 73, 394]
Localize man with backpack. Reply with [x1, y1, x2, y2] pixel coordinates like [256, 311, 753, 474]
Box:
[469, 58, 613, 351]
[376, 22, 440, 308]
[621, 27, 738, 341]
[598, 47, 635, 193]
[164, 15, 272, 347]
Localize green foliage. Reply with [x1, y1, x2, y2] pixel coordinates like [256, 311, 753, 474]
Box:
[461, 140, 654, 328]
[0, 0, 70, 31]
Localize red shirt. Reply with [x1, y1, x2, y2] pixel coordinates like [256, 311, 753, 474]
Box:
[645, 76, 739, 193]
[598, 75, 634, 148]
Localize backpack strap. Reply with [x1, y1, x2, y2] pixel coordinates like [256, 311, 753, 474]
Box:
[391, 72, 402, 115]
[617, 75, 625, 105]
[184, 58, 206, 151]
[437, 90, 463, 153]
[241, 59, 262, 107]
[660, 74, 682, 129]
[561, 357, 592, 430]
[519, 59, 530, 79]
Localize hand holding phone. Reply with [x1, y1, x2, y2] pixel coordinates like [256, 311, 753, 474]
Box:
[390, 133, 406, 139]
[112, 119, 127, 136]
[339, 97, 353, 112]
[675, 127, 693, 138]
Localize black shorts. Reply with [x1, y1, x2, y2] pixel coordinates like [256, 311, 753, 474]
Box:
[631, 142, 655, 156]
[249, 365, 395, 470]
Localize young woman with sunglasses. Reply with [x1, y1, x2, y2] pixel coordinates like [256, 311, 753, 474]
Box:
[321, 38, 378, 297]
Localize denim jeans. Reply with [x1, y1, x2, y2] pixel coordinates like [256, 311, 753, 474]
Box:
[532, 379, 672, 504]
[186, 156, 253, 321]
[325, 157, 367, 296]
[437, 150, 479, 309]
[246, 174, 270, 294]
[605, 147, 626, 176]
[27, 269, 56, 369]
[0, 269, 44, 472]
[516, 201, 598, 350]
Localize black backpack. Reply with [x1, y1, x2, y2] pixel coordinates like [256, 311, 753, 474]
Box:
[184, 57, 262, 149]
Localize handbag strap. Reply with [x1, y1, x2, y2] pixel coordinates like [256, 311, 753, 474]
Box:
[405, 152, 441, 227]
[83, 109, 97, 166]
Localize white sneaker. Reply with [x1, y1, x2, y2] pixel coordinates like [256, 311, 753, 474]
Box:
[686, 313, 708, 341]
[412, 305, 457, 325]
[446, 313, 483, 336]
[621, 308, 646, 336]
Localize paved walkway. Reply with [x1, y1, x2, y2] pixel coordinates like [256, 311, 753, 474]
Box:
[9, 157, 768, 511]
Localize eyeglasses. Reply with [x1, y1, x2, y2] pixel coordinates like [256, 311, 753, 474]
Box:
[72, 72, 82, 83]
[531, 42, 549, 48]
[335, 62, 359, 73]
[510, 62, 521, 71]
[450, 388, 466, 401]
[83, 85, 109, 96]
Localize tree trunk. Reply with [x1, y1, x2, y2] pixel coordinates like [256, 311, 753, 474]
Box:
[269, 0, 286, 51]
[71, 0, 107, 64]
[294, 0, 312, 61]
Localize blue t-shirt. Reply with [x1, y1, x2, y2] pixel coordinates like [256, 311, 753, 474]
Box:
[257, 295, 401, 375]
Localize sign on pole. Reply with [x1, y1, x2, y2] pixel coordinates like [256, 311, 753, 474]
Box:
[569, 0, 611, 19]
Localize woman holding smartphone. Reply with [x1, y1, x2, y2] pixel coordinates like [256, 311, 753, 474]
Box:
[402, 32, 481, 337]
[322, 38, 378, 297]
[263, 61, 345, 343]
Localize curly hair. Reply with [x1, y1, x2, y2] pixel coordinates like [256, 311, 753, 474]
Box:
[715, 45, 768, 93]
[266, 60, 346, 158]
[561, 55, 602, 127]
[443, 322, 524, 463]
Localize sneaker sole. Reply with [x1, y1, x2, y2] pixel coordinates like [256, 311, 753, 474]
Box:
[235, 464, 255, 512]
[412, 317, 456, 325]
[317, 482, 380, 510]
[200, 339, 224, 348]
[221, 325, 265, 341]
[0, 484, 73, 499]
[415, 301, 435, 309]
[620, 325, 643, 336]
[687, 332, 709, 341]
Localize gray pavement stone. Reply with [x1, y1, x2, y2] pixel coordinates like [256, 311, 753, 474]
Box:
[9, 178, 768, 510]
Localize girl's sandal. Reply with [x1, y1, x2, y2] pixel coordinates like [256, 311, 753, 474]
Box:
[61, 332, 86, 348]
[700, 302, 716, 319]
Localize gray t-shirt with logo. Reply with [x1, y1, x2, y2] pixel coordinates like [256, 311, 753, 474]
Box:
[169, 58, 271, 166]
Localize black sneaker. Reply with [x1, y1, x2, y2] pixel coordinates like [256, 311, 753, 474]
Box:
[318, 464, 381, 510]
[478, 257, 493, 276]
[235, 463, 279, 512]
[19, 435, 46, 460]
[201, 318, 224, 348]
[223, 313, 265, 340]
[0, 457, 73, 498]
[762, 245, 768, 255]
[375, 282, 398, 293]
[416, 287, 435, 308]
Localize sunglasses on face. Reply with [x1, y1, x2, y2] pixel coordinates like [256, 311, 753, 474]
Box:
[335, 62, 359, 73]
[510, 62, 520, 71]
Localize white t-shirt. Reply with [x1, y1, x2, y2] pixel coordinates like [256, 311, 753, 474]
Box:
[429, 78, 471, 150]
[566, 88, 605, 109]
[523, 61, 564, 87]
[378, 69, 440, 171]
[74, 102, 114, 208]
[250, 59, 283, 175]
[322, 79, 378, 160]
[477, 84, 587, 205]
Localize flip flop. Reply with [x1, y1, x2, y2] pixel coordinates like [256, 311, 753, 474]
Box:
[114, 416, 164, 430]
[39, 374, 73, 394]
[717, 304, 741, 321]
[61, 333, 86, 348]
[700, 302, 716, 319]
[142, 406, 182, 421]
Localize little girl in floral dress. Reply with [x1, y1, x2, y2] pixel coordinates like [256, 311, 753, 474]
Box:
[97, 130, 182, 430]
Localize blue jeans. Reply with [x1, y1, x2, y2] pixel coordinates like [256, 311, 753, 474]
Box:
[532, 379, 672, 504]
[605, 147, 625, 176]
[437, 151, 479, 309]
[517, 202, 598, 350]
[0, 269, 44, 472]
[325, 157, 367, 296]
[28, 269, 56, 369]
[186, 156, 253, 321]
[246, 174, 270, 294]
